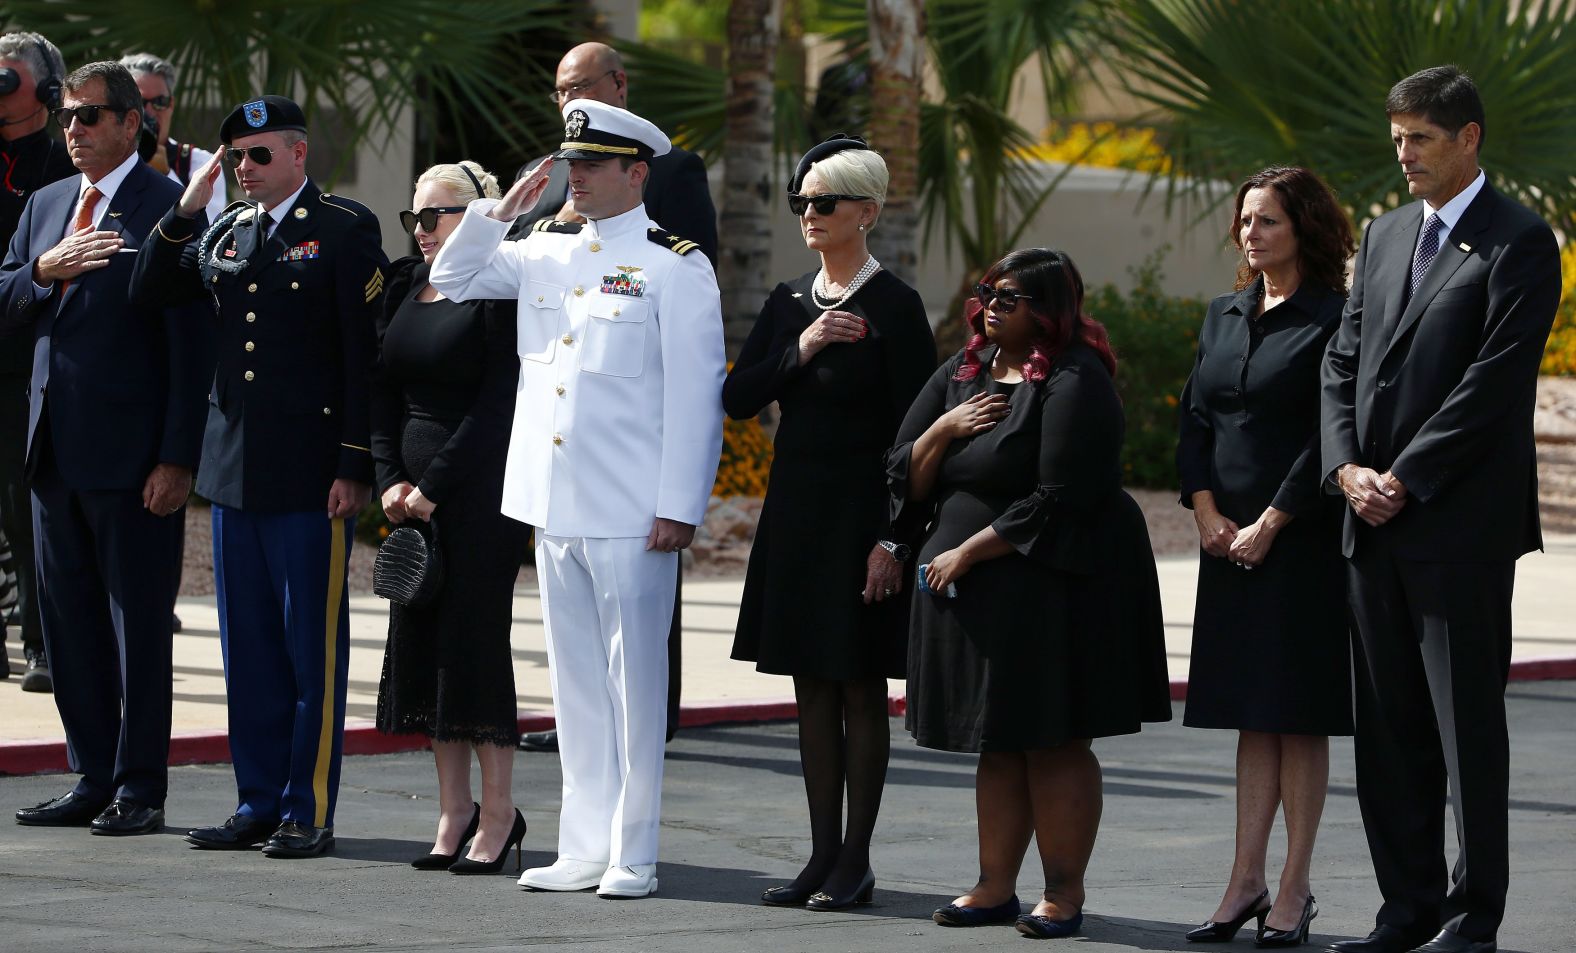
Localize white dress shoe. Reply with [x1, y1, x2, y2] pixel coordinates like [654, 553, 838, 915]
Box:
[597, 863, 658, 898]
[518, 857, 607, 891]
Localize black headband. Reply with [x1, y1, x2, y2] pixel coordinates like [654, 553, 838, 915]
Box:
[457, 162, 485, 199]
[789, 134, 871, 193]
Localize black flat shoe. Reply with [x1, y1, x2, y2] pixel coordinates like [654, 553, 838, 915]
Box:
[450, 809, 526, 874]
[261, 821, 335, 858]
[1188, 889, 1272, 942]
[15, 790, 110, 827]
[761, 882, 817, 906]
[1257, 895, 1317, 948]
[89, 798, 164, 835]
[187, 812, 277, 849]
[805, 868, 874, 911]
[932, 896, 1022, 926]
[518, 730, 558, 752]
[1016, 910, 1085, 939]
[411, 803, 481, 870]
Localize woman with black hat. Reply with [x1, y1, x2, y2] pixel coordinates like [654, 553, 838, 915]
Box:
[723, 136, 936, 910]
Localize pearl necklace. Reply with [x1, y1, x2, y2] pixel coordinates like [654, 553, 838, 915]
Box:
[812, 256, 881, 310]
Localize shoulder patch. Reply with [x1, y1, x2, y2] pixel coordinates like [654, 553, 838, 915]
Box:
[318, 192, 369, 217]
[648, 227, 700, 256]
[532, 218, 584, 234]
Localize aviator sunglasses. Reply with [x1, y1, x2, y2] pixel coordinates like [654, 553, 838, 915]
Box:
[223, 145, 280, 167]
[975, 282, 1031, 313]
[787, 192, 871, 217]
[52, 104, 126, 128]
[400, 206, 467, 235]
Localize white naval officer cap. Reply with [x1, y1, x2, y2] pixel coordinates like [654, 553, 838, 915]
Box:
[554, 99, 671, 162]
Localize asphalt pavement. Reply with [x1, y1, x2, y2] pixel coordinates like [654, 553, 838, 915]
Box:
[2, 683, 1573, 952]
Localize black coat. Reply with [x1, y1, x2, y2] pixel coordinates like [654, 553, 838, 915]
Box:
[130, 180, 389, 511]
[1320, 182, 1561, 561]
[0, 128, 76, 378]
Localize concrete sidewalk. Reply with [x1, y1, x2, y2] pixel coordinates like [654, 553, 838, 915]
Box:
[4, 534, 1575, 772]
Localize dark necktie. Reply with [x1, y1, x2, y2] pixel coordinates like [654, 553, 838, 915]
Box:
[1408, 213, 1442, 301]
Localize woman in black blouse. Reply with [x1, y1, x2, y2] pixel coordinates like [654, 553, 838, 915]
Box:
[725, 136, 936, 910]
[1176, 167, 1356, 946]
[371, 161, 530, 874]
[891, 248, 1170, 939]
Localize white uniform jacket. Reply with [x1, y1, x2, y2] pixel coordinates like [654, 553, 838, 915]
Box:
[431, 200, 725, 538]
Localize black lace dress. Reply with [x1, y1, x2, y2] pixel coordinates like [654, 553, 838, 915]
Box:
[370, 260, 530, 747]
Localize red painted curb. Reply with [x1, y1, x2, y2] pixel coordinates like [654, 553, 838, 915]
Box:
[3, 656, 1572, 777]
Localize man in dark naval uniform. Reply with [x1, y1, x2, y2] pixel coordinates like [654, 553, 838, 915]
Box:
[132, 95, 387, 859]
[0, 31, 75, 692]
[512, 40, 719, 752]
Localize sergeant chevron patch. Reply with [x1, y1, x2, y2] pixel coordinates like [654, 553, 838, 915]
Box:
[364, 267, 384, 303]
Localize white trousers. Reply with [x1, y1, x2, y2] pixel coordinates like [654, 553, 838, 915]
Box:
[537, 533, 675, 867]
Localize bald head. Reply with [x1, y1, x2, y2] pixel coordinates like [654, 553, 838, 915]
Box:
[555, 42, 626, 107]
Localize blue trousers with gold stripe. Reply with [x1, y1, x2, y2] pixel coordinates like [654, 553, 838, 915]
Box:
[212, 505, 353, 829]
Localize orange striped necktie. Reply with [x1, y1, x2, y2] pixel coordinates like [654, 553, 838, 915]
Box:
[59, 185, 103, 295]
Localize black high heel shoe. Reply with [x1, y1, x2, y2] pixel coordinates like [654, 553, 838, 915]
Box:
[449, 809, 527, 875]
[1186, 889, 1271, 942]
[805, 868, 875, 911]
[410, 803, 480, 870]
[1255, 895, 1316, 948]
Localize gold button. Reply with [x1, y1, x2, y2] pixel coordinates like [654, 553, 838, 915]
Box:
[244, 370, 255, 382]
[589, 242, 602, 252]
[573, 286, 584, 297]
[536, 295, 544, 303]
[555, 384, 565, 396]
[552, 433, 563, 446]
[211, 276, 219, 284]
[244, 341, 255, 352]
[561, 333, 574, 345]
[613, 307, 621, 317]
[291, 282, 300, 290]
[247, 283, 257, 293]
[322, 407, 331, 415]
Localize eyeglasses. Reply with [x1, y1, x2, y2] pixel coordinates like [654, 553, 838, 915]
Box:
[399, 206, 467, 235]
[52, 104, 126, 128]
[975, 282, 1031, 313]
[223, 146, 277, 167]
[142, 94, 172, 110]
[550, 70, 618, 104]
[787, 192, 871, 217]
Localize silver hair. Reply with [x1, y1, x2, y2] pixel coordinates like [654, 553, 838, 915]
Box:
[415, 160, 501, 203]
[808, 149, 890, 214]
[0, 32, 66, 87]
[118, 52, 177, 93]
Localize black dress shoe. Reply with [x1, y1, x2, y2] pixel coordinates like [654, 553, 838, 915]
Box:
[519, 730, 558, 752]
[20, 652, 51, 693]
[1326, 925, 1434, 953]
[15, 790, 110, 826]
[89, 798, 164, 835]
[186, 813, 277, 849]
[261, 820, 335, 858]
[805, 868, 875, 911]
[1407, 931, 1494, 953]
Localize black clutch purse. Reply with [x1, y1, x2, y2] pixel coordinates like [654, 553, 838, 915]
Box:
[372, 520, 443, 607]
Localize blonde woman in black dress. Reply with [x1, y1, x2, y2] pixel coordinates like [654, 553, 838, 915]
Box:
[725, 136, 936, 910]
[371, 161, 530, 874]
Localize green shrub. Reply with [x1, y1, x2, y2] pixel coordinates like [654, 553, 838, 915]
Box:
[1087, 252, 1205, 489]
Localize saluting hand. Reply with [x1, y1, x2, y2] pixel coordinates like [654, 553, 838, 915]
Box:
[489, 158, 555, 223]
[32, 226, 122, 285]
[176, 147, 225, 218]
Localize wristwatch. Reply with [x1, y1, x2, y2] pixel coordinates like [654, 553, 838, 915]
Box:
[877, 540, 912, 562]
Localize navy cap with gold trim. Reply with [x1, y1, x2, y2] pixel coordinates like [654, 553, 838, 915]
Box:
[554, 99, 670, 161]
[219, 95, 307, 144]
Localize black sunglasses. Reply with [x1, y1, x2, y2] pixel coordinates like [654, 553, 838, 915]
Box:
[787, 192, 871, 217]
[223, 146, 277, 167]
[52, 104, 126, 128]
[400, 206, 468, 235]
[142, 94, 172, 110]
[975, 282, 1031, 313]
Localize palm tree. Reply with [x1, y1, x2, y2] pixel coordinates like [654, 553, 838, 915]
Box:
[866, 0, 926, 288]
[719, 0, 783, 357]
[1, 0, 582, 183]
[1103, 0, 1576, 231]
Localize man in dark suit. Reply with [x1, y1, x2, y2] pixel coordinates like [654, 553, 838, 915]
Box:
[1321, 66, 1561, 953]
[512, 41, 719, 752]
[2, 61, 210, 835]
[0, 31, 75, 693]
[132, 95, 387, 859]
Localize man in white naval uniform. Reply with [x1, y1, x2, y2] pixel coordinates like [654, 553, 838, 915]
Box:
[430, 99, 724, 899]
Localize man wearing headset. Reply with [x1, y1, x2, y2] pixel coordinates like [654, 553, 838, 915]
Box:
[0, 32, 73, 693]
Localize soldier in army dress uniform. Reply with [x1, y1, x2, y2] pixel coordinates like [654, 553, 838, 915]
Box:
[130, 95, 388, 859]
[431, 99, 724, 899]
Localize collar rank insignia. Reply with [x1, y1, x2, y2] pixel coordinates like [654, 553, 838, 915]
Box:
[280, 240, 320, 262]
[601, 265, 646, 297]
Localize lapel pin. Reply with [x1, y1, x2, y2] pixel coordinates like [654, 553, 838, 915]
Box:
[108, 211, 123, 219]
[294, 207, 308, 220]
[791, 292, 803, 298]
